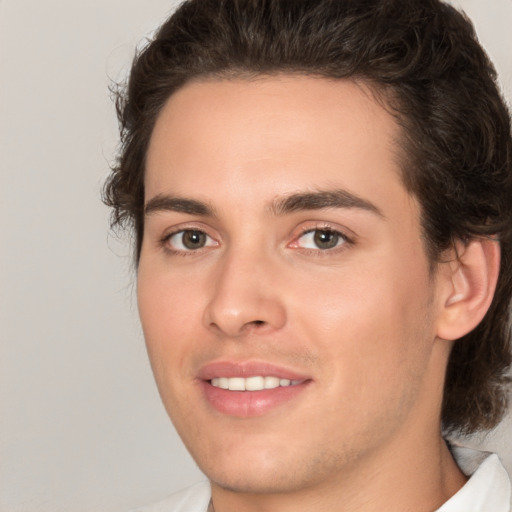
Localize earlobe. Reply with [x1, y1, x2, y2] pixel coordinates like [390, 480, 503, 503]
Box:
[436, 237, 500, 341]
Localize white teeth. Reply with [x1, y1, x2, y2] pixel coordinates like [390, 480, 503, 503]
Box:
[217, 377, 229, 389]
[264, 376, 280, 389]
[227, 377, 245, 391]
[210, 376, 302, 391]
[245, 376, 264, 391]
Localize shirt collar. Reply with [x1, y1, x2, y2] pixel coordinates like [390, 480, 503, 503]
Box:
[437, 445, 511, 512]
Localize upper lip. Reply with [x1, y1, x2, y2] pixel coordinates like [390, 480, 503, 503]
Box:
[197, 360, 311, 382]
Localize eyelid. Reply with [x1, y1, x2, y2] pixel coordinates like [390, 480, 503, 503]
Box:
[168, 230, 216, 249]
[160, 223, 220, 254]
[288, 222, 355, 251]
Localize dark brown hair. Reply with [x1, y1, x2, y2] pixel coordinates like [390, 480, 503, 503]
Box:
[104, 0, 512, 434]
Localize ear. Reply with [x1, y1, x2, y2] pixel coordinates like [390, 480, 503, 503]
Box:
[436, 237, 500, 341]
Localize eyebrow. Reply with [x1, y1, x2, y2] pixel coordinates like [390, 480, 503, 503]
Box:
[144, 195, 215, 217]
[144, 188, 383, 218]
[269, 189, 384, 217]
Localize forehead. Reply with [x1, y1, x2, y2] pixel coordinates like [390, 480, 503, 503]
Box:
[145, 75, 410, 218]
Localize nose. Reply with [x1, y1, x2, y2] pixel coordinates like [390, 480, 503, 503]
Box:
[202, 249, 287, 338]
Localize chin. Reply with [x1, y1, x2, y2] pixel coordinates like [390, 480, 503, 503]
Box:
[194, 439, 345, 496]
[205, 466, 307, 495]
[184, 437, 302, 493]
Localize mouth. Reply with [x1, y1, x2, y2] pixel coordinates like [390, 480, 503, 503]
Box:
[198, 361, 311, 417]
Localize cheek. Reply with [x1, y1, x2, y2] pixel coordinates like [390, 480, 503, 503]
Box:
[137, 269, 210, 435]
[138, 258, 206, 328]
[137, 267, 202, 381]
[288, 265, 436, 446]
[288, 252, 435, 386]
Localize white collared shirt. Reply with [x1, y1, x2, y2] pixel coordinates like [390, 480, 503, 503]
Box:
[132, 446, 511, 512]
[437, 445, 511, 512]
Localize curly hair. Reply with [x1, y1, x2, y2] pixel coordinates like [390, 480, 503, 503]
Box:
[103, 0, 512, 435]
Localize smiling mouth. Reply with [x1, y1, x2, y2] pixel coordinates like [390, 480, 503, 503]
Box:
[202, 367, 310, 416]
[210, 376, 303, 391]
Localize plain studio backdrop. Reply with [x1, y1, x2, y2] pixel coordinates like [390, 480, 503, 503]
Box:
[1, 1, 511, 511]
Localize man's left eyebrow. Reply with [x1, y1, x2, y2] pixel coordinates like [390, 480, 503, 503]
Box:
[269, 189, 384, 217]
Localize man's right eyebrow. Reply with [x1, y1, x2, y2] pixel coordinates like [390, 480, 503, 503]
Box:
[144, 194, 215, 217]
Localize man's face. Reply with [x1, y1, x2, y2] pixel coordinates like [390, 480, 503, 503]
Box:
[138, 76, 449, 494]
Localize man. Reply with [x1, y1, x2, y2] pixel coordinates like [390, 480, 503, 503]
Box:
[104, 0, 512, 510]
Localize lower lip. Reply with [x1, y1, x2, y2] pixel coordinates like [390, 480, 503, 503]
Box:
[200, 380, 309, 417]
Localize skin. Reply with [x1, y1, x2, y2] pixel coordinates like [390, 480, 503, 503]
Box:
[138, 76, 470, 512]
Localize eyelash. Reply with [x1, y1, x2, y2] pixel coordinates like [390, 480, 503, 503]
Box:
[291, 225, 354, 255]
[159, 224, 354, 257]
[160, 228, 217, 257]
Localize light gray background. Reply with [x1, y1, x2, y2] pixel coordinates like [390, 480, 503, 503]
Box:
[1, 1, 511, 511]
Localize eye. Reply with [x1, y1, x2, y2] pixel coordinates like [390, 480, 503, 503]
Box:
[295, 229, 347, 250]
[165, 229, 216, 252]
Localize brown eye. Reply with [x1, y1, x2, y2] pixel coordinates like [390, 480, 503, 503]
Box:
[166, 229, 216, 252]
[295, 228, 346, 250]
[313, 230, 340, 249]
[182, 230, 207, 249]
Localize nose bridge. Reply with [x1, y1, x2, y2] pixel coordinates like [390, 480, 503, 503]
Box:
[202, 241, 286, 337]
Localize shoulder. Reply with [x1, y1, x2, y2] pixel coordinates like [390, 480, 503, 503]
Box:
[130, 481, 211, 512]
